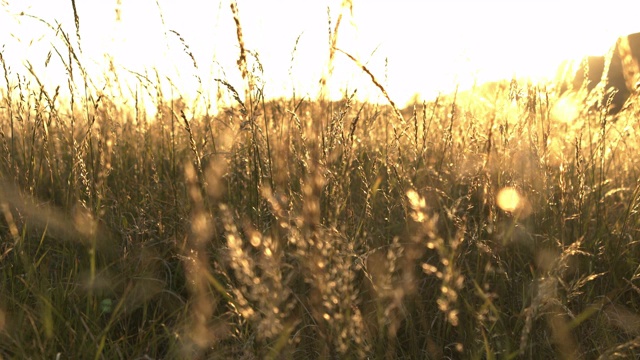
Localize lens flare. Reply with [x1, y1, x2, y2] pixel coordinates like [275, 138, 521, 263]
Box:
[496, 187, 533, 218]
[496, 187, 521, 213]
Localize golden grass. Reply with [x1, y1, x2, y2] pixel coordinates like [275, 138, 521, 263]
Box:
[1, 2, 640, 359]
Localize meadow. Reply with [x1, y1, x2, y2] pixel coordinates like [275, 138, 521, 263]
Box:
[2, 2, 640, 359]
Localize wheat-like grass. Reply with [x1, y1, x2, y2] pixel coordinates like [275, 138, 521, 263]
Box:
[2, 2, 640, 359]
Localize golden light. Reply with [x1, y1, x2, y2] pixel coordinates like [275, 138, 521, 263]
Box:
[496, 187, 521, 213]
[496, 187, 532, 218]
[1, 0, 639, 109]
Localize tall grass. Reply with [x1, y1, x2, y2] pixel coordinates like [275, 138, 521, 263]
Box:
[2, 2, 640, 359]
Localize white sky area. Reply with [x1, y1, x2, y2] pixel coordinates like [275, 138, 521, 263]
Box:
[1, 0, 639, 109]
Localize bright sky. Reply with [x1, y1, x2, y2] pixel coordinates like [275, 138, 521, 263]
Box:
[1, 0, 639, 108]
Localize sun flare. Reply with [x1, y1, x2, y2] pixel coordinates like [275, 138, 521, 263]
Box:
[1, 0, 639, 109]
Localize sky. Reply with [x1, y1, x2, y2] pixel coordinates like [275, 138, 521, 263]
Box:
[1, 0, 639, 109]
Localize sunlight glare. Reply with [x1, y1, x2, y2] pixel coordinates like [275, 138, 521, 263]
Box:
[1, 0, 639, 110]
[497, 187, 533, 219]
[497, 187, 522, 213]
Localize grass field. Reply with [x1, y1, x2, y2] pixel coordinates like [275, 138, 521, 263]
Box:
[2, 2, 640, 359]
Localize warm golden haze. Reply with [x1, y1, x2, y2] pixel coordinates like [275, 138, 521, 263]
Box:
[1, 1, 640, 359]
[2, 0, 639, 107]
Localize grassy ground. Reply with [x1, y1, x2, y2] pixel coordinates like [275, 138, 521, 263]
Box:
[2, 2, 640, 359]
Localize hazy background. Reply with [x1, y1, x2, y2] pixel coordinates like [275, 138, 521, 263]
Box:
[1, 0, 639, 107]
